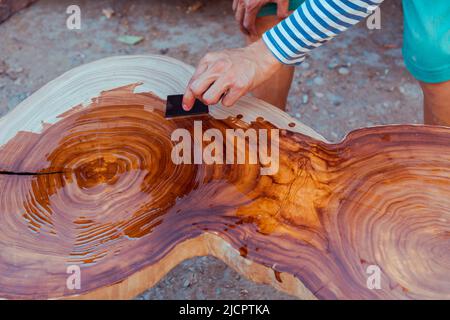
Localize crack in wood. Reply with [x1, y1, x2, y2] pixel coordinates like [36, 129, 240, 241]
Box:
[0, 170, 65, 176]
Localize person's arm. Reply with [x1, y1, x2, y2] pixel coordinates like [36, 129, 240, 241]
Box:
[183, 0, 384, 109]
[262, 0, 383, 65]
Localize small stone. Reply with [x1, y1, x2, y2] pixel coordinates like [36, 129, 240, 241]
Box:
[5, 66, 24, 80]
[302, 94, 309, 104]
[240, 289, 249, 295]
[327, 93, 343, 106]
[301, 62, 310, 70]
[314, 92, 324, 98]
[183, 279, 191, 287]
[313, 76, 324, 86]
[186, 1, 203, 13]
[76, 52, 86, 59]
[159, 48, 169, 55]
[102, 8, 115, 19]
[338, 67, 350, 75]
[311, 105, 319, 111]
[295, 113, 301, 118]
[117, 35, 144, 46]
[383, 43, 398, 49]
[328, 59, 339, 69]
[398, 83, 421, 99]
[395, 59, 405, 67]
[0, 60, 7, 74]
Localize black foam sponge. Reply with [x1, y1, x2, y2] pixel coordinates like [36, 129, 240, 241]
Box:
[165, 94, 209, 118]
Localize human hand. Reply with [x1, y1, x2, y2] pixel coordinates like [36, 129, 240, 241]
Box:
[182, 40, 282, 110]
[232, 0, 289, 36]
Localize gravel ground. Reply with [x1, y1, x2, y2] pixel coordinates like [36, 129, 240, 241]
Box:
[0, 0, 423, 299]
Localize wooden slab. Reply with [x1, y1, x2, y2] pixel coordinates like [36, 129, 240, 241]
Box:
[0, 55, 449, 299]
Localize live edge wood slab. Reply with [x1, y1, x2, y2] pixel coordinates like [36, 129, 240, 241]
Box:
[0, 55, 449, 300]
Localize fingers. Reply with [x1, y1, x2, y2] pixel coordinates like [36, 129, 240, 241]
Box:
[276, 0, 289, 18]
[235, 1, 248, 35]
[184, 66, 244, 109]
[184, 57, 229, 109]
[221, 87, 245, 107]
[183, 87, 196, 111]
[183, 62, 208, 110]
[184, 44, 262, 110]
[242, 5, 259, 36]
[232, 0, 238, 11]
[185, 75, 243, 109]
[184, 75, 217, 110]
[191, 73, 218, 98]
[202, 77, 230, 105]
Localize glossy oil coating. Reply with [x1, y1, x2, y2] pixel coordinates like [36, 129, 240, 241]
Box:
[0, 84, 449, 299]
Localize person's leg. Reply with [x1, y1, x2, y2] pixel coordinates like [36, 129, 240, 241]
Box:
[245, 16, 295, 110]
[402, 0, 450, 126]
[421, 81, 450, 126]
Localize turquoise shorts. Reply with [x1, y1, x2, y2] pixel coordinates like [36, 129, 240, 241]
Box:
[259, 0, 450, 83]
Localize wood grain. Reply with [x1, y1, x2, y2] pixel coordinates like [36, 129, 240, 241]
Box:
[0, 55, 448, 299]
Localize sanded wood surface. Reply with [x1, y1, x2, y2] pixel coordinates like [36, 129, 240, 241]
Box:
[0, 56, 449, 299]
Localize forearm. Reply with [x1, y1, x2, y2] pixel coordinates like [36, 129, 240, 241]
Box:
[262, 0, 384, 64]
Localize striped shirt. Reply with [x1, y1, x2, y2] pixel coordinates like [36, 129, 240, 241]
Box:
[262, 0, 384, 65]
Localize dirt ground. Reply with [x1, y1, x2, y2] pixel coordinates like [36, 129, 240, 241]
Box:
[0, 0, 423, 299]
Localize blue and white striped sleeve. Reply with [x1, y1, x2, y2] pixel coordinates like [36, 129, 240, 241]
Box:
[262, 0, 384, 65]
